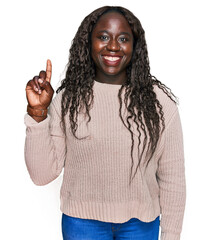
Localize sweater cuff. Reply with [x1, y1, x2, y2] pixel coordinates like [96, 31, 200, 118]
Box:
[24, 113, 50, 135]
[161, 232, 181, 240]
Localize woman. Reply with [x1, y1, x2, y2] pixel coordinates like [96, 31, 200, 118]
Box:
[24, 6, 186, 240]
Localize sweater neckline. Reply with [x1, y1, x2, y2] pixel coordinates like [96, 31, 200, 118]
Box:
[93, 79, 123, 89]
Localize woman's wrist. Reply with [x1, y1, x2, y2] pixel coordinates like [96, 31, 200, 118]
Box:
[27, 105, 48, 122]
[27, 105, 48, 117]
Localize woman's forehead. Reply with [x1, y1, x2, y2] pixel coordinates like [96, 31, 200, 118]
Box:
[93, 11, 132, 34]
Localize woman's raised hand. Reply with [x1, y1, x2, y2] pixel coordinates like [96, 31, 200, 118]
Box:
[26, 59, 54, 110]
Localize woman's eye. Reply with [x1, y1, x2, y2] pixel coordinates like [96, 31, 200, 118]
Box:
[119, 37, 128, 42]
[99, 36, 109, 41]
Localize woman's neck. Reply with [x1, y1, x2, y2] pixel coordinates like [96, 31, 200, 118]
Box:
[94, 71, 127, 85]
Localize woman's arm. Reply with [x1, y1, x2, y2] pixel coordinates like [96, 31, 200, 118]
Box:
[24, 97, 67, 186]
[156, 108, 186, 240]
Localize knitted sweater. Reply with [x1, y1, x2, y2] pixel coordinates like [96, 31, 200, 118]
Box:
[24, 80, 186, 240]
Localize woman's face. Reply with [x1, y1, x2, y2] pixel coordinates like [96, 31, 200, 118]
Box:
[91, 11, 134, 83]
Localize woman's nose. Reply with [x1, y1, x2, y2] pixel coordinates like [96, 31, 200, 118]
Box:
[106, 39, 120, 51]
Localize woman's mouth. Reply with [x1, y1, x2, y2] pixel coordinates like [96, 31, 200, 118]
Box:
[102, 55, 122, 66]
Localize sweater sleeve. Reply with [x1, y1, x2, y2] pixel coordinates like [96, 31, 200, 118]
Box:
[24, 99, 66, 186]
[156, 107, 186, 240]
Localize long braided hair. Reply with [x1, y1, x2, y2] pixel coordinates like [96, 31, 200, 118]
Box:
[56, 6, 177, 185]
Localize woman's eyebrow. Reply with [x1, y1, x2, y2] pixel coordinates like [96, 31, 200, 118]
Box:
[97, 30, 131, 36]
[119, 32, 131, 36]
[96, 30, 109, 34]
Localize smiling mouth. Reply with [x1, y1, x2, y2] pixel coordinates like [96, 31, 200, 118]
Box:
[101, 55, 123, 66]
[103, 56, 122, 61]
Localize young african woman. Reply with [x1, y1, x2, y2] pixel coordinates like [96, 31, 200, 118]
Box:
[25, 6, 186, 240]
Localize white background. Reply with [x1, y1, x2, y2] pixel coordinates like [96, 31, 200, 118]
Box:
[0, 0, 211, 239]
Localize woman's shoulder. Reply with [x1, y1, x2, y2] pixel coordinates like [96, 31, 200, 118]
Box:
[153, 84, 178, 123]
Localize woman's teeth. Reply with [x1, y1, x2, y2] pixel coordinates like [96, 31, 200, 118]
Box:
[103, 56, 121, 61]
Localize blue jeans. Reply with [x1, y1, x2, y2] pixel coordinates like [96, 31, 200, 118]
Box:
[62, 213, 160, 240]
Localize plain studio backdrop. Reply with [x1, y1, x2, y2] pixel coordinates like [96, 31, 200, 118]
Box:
[0, 0, 211, 239]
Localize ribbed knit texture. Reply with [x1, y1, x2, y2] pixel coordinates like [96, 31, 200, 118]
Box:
[24, 80, 186, 240]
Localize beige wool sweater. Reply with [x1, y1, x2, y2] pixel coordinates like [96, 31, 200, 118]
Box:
[24, 80, 186, 240]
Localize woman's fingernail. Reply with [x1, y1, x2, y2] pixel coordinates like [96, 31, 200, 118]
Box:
[38, 78, 43, 84]
[38, 90, 41, 94]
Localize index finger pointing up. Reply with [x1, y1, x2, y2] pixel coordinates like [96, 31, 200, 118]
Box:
[45, 59, 52, 82]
